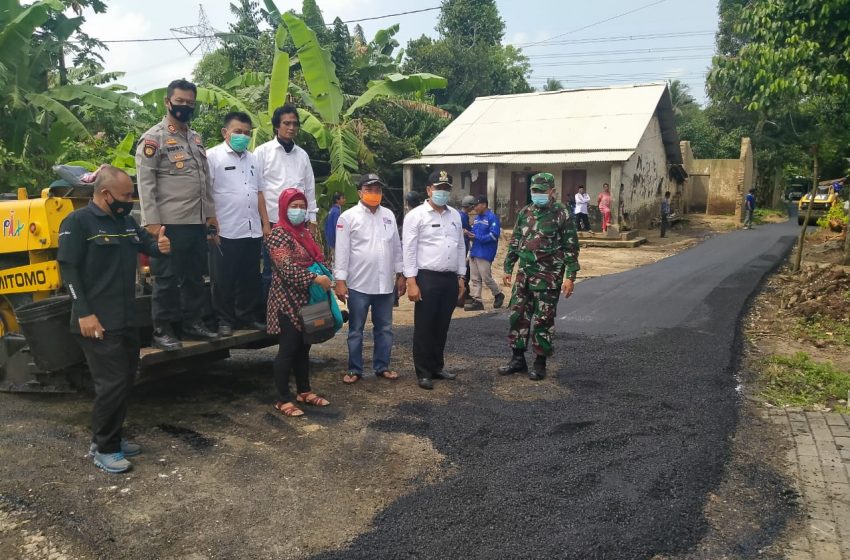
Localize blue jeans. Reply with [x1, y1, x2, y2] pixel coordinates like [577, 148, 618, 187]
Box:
[347, 290, 394, 375]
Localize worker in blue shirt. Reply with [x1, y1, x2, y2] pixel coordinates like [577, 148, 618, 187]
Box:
[464, 195, 505, 311]
[324, 191, 345, 256]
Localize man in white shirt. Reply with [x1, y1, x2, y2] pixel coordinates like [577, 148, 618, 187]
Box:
[402, 170, 467, 390]
[333, 174, 405, 384]
[574, 185, 591, 232]
[206, 112, 270, 335]
[254, 104, 317, 298]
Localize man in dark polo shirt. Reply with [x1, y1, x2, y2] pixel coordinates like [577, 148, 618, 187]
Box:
[58, 165, 171, 474]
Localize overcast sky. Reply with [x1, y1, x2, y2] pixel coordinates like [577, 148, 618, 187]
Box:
[79, 0, 719, 103]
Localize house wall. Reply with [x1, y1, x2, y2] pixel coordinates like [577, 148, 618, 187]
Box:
[621, 114, 670, 228]
[687, 137, 754, 216]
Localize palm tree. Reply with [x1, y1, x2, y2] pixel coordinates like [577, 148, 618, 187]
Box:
[543, 78, 564, 92]
[668, 79, 698, 115]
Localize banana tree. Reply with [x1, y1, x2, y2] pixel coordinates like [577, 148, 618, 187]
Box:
[0, 0, 137, 160]
[270, 8, 446, 206]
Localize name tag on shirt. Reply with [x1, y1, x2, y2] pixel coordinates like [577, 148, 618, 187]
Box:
[224, 166, 236, 171]
[431, 224, 440, 228]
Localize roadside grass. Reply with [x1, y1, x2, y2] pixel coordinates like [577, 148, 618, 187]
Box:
[753, 207, 788, 224]
[793, 315, 850, 346]
[759, 352, 850, 411]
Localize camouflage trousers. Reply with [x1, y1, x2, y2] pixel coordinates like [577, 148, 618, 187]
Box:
[507, 281, 561, 357]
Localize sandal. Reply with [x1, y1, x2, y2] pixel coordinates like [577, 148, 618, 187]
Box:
[274, 401, 304, 417]
[297, 392, 330, 407]
[343, 372, 362, 384]
[375, 370, 400, 380]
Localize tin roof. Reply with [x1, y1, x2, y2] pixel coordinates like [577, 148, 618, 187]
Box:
[400, 83, 681, 165]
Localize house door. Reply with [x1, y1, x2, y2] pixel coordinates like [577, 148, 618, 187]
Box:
[561, 169, 586, 207]
[470, 170, 487, 197]
[509, 171, 534, 224]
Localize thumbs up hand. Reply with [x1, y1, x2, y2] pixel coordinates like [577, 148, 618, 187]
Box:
[157, 226, 171, 254]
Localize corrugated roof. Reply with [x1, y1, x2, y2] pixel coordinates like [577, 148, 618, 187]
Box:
[407, 83, 681, 165]
[400, 151, 635, 165]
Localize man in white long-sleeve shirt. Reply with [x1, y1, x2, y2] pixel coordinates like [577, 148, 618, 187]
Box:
[574, 185, 591, 232]
[254, 104, 317, 299]
[402, 170, 467, 390]
[334, 173, 405, 384]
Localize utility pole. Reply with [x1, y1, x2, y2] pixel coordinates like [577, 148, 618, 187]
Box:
[793, 145, 818, 272]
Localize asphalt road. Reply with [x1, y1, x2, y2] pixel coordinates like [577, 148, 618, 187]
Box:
[314, 218, 801, 559]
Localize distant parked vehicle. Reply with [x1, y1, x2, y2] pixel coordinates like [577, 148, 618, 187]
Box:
[798, 184, 839, 225]
[785, 176, 809, 201]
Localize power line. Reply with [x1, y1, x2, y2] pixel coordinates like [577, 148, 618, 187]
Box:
[521, 0, 671, 48]
[532, 54, 712, 67]
[88, 6, 442, 43]
[514, 31, 714, 48]
[525, 45, 714, 60]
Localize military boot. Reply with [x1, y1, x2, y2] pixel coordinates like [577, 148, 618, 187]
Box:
[529, 355, 547, 381]
[152, 323, 182, 351]
[497, 349, 527, 376]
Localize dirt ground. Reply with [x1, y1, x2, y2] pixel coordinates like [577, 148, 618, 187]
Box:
[0, 213, 776, 560]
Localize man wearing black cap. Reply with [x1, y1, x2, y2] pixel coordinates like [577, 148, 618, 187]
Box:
[402, 170, 467, 390]
[465, 194, 505, 311]
[334, 173, 405, 384]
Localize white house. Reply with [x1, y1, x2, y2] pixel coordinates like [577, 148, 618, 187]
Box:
[398, 82, 687, 230]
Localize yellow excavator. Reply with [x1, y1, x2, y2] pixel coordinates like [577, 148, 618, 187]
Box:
[0, 179, 274, 393]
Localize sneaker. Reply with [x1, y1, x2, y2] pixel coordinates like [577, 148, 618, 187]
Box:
[493, 293, 505, 309]
[217, 323, 234, 337]
[464, 301, 485, 311]
[93, 451, 131, 474]
[88, 440, 142, 458]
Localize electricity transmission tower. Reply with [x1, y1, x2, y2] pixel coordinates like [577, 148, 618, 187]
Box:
[170, 4, 220, 56]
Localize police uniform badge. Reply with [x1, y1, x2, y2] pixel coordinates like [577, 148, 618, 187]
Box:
[439, 170, 449, 183]
[166, 138, 177, 145]
[143, 139, 158, 158]
[176, 161, 185, 169]
[167, 123, 177, 134]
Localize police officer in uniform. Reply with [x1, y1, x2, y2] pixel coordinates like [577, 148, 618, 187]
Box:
[498, 172, 580, 380]
[135, 79, 219, 349]
[58, 165, 171, 473]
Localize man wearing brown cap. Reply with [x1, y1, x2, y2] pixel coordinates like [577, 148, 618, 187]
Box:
[402, 170, 467, 390]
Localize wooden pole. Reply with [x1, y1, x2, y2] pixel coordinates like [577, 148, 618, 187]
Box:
[793, 146, 818, 272]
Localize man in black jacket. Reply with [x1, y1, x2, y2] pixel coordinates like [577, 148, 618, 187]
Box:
[58, 165, 171, 473]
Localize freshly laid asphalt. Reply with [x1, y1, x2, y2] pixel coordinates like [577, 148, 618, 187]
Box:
[315, 218, 801, 559]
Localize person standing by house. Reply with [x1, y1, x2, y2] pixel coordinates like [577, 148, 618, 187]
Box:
[464, 195, 505, 311]
[58, 165, 171, 473]
[403, 170, 467, 390]
[743, 188, 756, 229]
[135, 78, 219, 350]
[660, 190, 671, 238]
[255, 104, 317, 300]
[207, 111, 269, 336]
[334, 174, 405, 384]
[597, 182, 612, 234]
[574, 185, 591, 232]
[459, 195, 476, 306]
[498, 172, 580, 381]
[324, 191, 345, 256]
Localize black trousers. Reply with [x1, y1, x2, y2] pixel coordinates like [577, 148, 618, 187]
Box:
[150, 224, 207, 324]
[274, 314, 312, 402]
[660, 215, 669, 237]
[575, 212, 590, 232]
[75, 329, 140, 454]
[413, 270, 459, 380]
[211, 236, 262, 327]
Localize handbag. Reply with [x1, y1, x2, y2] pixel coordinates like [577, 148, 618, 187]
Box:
[299, 296, 336, 345]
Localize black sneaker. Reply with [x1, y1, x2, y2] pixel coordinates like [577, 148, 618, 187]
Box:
[493, 293, 505, 308]
[182, 321, 220, 341]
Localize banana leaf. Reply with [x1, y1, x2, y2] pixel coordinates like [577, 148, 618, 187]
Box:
[345, 73, 447, 117]
[267, 25, 289, 115]
[26, 92, 90, 140]
[283, 12, 343, 125]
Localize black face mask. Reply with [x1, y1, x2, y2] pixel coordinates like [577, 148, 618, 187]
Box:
[107, 195, 134, 216]
[276, 136, 295, 153]
[168, 103, 194, 123]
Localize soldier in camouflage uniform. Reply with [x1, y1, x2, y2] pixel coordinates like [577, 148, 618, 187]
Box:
[498, 172, 580, 380]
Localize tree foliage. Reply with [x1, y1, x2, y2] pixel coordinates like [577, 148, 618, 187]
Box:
[403, 0, 532, 113]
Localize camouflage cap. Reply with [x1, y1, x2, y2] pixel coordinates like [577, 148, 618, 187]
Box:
[530, 172, 555, 191]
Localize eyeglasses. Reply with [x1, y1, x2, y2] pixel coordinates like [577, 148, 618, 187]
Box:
[280, 120, 300, 128]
